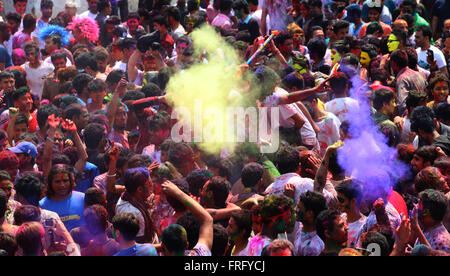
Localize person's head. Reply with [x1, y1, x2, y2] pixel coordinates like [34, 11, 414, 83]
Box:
[13, 205, 40, 225]
[23, 42, 40, 64]
[84, 204, 108, 236]
[153, 15, 169, 34]
[50, 51, 67, 72]
[366, 21, 383, 37]
[428, 74, 449, 104]
[332, 20, 349, 41]
[274, 145, 300, 174]
[13, 0, 27, 16]
[219, 0, 233, 14]
[411, 146, 439, 174]
[75, 52, 98, 76]
[232, 0, 249, 20]
[67, 16, 99, 43]
[84, 187, 107, 209]
[22, 14, 36, 32]
[400, 0, 417, 16]
[410, 106, 439, 144]
[308, 0, 323, 18]
[0, 151, 19, 182]
[87, 78, 106, 105]
[418, 189, 448, 227]
[161, 224, 188, 256]
[373, 88, 396, 116]
[0, 22, 11, 43]
[414, 166, 449, 195]
[387, 29, 407, 53]
[330, 40, 349, 65]
[0, 232, 18, 256]
[165, 178, 190, 212]
[390, 49, 408, 75]
[64, 103, 89, 131]
[335, 179, 363, 214]
[273, 31, 294, 57]
[112, 212, 140, 243]
[414, 25, 432, 49]
[72, 73, 93, 97]
[434, 103, 450, 126]
[15, 221, 45, 256]
[241, 162, 264, 190]
[359, 44, 377, 68]
[226, 209, 252, 242]
[84, 123, 106, 151]
[0, 170, 12, 201]
[260, 195, 295, 234]
[47, 164, 75, 199]
[366, 0, 382, 22]
[147, 111, 171, 146]
[201, 176, 231, 209]
[96, 0, 111, 15]
[186, 169, 214, 197]
[212, 224, 228, 256]
[86, 0, 98, 13]
[168, 143, 195, 177]
[316, 209, 348, 246]
[329, 71, 349, 96]
[6, 12, 21, 34]
[40, 0, 53, 19]
[12, 87, 33, 113]
[264, 239, 295, 256]
[360, 231, 391, 256]
[124, 167, 151, 200]
[392, 19, 409, 34]
[296, 190, 327, 228]
[307, 38, 327, 61]
[93, 46, 109, 74]
[13, 173, 43, 206]
[345, 3, 361, 24]
[0, 72, 16, 95]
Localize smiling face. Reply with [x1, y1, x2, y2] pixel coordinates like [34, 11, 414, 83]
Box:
[127, 18, 139, 33]
[51, 172, 72, 198]
[359, 51, 371, 67]
[432, 80, 449, 103]
[387, 34, 400, 53]
[15, 93, 33, 112]
[14, 1, 27, 16]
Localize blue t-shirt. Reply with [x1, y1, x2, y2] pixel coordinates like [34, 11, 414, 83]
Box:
[113, 244, 158, 256]
[0, 45, 12, 68]
[75, 162, 100, 193]
[39, 191, 85, 232]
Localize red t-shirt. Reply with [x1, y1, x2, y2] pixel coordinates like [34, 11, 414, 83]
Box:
[3, 113, 38, 133]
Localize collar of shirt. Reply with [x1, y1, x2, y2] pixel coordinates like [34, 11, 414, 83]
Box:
[241, 15, 252, 24]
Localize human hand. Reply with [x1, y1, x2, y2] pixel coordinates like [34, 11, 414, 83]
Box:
[148, 161, 160, 174]
[283, 183, 296, 199]
[8, 107, 19, 119]
[306, 154, 322, 176]
[116, 77, 128, 95]
[396, 214, 411, 247]
[108, 146, 120, 163]
[315, 78, 331, 93]
[394, 116, 404, 132]
[61, 119, 77, 133]
[162, 180, 181, 197]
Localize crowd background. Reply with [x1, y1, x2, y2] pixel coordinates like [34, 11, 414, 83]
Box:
[0, 0, 449, 256]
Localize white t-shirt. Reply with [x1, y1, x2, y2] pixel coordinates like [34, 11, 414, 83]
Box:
[80, 10, 98, 20]
[113, 61, 127, 72]
[259, 0, 290, 32]
[21, 61, 54, 98]
[316, 112, 341, 157]
[250, 9, 271, 35]
[417, 45, 447, 70]
[265, 172, 314, 205]
[324, 97, 359, 123]
[264, 87, 317, 146]
[115, 198, 146, 238]
[341, 213, 367, 248]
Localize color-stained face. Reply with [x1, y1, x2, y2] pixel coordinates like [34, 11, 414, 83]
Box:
[330, 217, 348, 244]
[44, 37, 58, 54]
[14, 1, 27, 16]
[25, 48, 39, 64]
[368, 9, 380, 22]
[331, 49, 341, 64]
[127, 18, 139, 33]
[0, 179, 13, 199]
[270, 248, 292, 256]
[16, 93, 33, 112]
[0, 77, 15, 92]
[411, 154, 425, 174]
[52, 172, 71, 198]
[432, 81, 449, 103]
[360, 51, 371, 67]
[387, 34, 400, 53]
[226, 217, 241, 241]
[52, 58, 66, 71]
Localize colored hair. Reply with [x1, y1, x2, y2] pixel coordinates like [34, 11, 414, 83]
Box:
[67, 16, 99, 43]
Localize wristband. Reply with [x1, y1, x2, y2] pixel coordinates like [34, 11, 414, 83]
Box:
[107, 173, 117, 178]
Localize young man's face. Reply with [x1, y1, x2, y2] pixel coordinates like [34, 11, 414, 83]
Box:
[52, 58, 66, 71]
[359, 51, 371, 67]
[14, 123, 28, 140]
[15, 93, 33, 112]
[44, 37, 58, 53]
[280, 39, 294, 56]
[414, 30, 426, 48]
[51, 172, 71, 197]
[111, 47, 123, 61]
[89, 89, 106, 104]
[1, 77, 15, 93]
[329, 217, 348, 245]
[226, 217, 242, 242]
[96, 58, 107, 73]
[313, 29, 325, 40]
[74, 107, 89, 131]
[87, 0, 98, 13]
[7, 19, 20, 34]
[0, 179, 13, 199]
[432, 81, 449, 103]
[14, 1, 27, 16]
[335, 27, 348, 40]
[0, 26, 11, 42]
[368, 9, 380, 22]
[114, 108, 128, 129]
[25, 48, 39, 64]
[411, 154, 426, 174]
[41, 6, 53, 19]
[337, 192, 352, 213]
[383, 98, 396, 116]
[127, 18, 139, 33]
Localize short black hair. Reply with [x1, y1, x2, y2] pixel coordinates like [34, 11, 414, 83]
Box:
[360, 43, 377, 59]
[404, 47, 418, 69]
[83, 123, 106, 149]
[84, 187, 107, 208]
[274, 30, 293, 47]
[6, 12, 21, 24]
[112, 212, 140, 241]
[168, 142, 194, 168]
[332, 20, 349, 34]
[0, 191, 7, 219]
[220, 0, 233, 12]
[105, 70, 125, 84]
[410, 106, 436, 134]
[372, 88, 394, 111]
[176, 212, 200, 250]
[230, 209, 252, 239]
[416, 25, 432, 41]
[205, 176, 231, 208]
[361, 231, 391, 256]
[390, 49, 408, 68]
[167, 6, 181, 22]
[335, 179, 363, 204]
[12, 87, 30, 103]
[153, 15, 169, 28]
[316, 209, 341, 241]
[14, 113, 29, 127]
[161, 224, 188, 253]
[414, 145, 439, 164]
[141, 83, 163, 98]
[0, 71, 15, 81]
[419, 189, 448, 222]
[241, 162, 264, 188]
[275, 145, 300, 174]
[75, 52, 98, 72]
[36, 104, 59, 129]
[391, 28, 407, 45]
[434, 103, 450, 122]
[259, 195, 294, 224]
[0, 232, 17, 256]
[233, 0, 250, 14]
[330, 40, 349, 54]
[72, 73, 94, 95]
[165, 178, 190, 212]
[63, 103, 84, 120]
[206, 157, 233, 180]
[96, 0, 110, 13]
[13, 205, 41, 225]
[299, 191, 328, 218]
[124, 167, 149, 194]
[366, 21, 383, 35]
[212, 224, 228, 256]
[405, 90, 427, 111]
[14, 173, 43, 207]
[186, 169, 214, 197]
[40, 0, 53, 9]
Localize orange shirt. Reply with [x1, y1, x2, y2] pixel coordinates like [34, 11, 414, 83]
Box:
[358, 21, 392, 38]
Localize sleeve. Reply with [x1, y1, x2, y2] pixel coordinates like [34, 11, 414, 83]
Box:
[434, 49, 447, 69]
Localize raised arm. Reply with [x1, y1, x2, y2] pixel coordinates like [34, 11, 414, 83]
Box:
[43, 114, 61, 178]
[279, 78, 331, 105]
[261, 7, 268, 36]
[107, 78, 127, 134]
[162, 180, 213, 250]
[106, 146, 126, 195]
[62, 119, 87, 174]
[127, 50, 141, 83]
[6, 108, 18, 145]
[314, 146, 336, 193]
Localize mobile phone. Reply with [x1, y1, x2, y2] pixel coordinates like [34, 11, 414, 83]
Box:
[44, 218, 55, 228]
[427, 49, 434, 61]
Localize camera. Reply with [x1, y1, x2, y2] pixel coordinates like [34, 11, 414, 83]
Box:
[44, 218, 55, 228]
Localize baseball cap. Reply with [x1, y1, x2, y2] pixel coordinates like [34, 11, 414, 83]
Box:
[8, 142, 38, 159]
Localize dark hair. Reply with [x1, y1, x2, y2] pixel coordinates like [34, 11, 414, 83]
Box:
[282, 72, 305, 91]
[373, 88, 394, 110]
[165, 178, 190, 212]
[186, 169, 214, 197]
[14, 113, 29, 127]
[414, 145, 439, 164]
[153, 15, 169, 28]
[434, 103, 450, 122]
[0, 71, 15, 81]
[0, 151, 20, 171]
[176, 212, 200, 250]
[299, 191, 328, 218]
[219, 0, 233, 12]
[335, 179, 363, 204]
[84, 205, 108, 235]
[105, 70, 124, 85]
[308, 0, 322, 8]
[168, 143, 194, 168]
[360, 44, 377, 59]
[104, 147, 133, 173]
[13, 205, 41, 225]
[361, 231, 391, 256]
[12, 87, 30, 103]
[87, 78, 107, 94]
[390, 49, 408, 68]
[206, 157, 233, 180]
[84, 123, 106, 149]
[366, 21, 383, 36]
[0, 232, 18, 256]
[0, 191, 7, 219]
[329, 71, 348, 95]
[233, 0, 250, 14]
[14, 173, 43, 206]
[391, 28, 407, 46]
[141, 83, 163, 98]
[96, 0, 110, 13]
[112, 212, 140, 241]
[84, 187, 107, 208]
[212, 224, 228, 256]
[315, 209, 341, 241]
[410, 106, 436, 134]
[75, 52, 98, 72]
[167, 6, 181, 22]
[416, 25, 432, 42]
[23, 14, 37, 30]
[124, 167, 149, 194]
[405, 90, 427, 111]
[274, 30, 293, 47]
[63, 103, 84, 121]
[47, 164, 75, 197]
[260, 195, 294, 225]
[330, 40, 349, 55]
[230, 209, 252, 239]
[36, 104, 59, 129]
[307, 38, 327, 59]
[332, 20, 349, 34]
[241, 162, 264, 188]
[403, 47, 418, 69]
[72, 73, 93, 95]
[6, 12, 21, 24]
[419, 189, 448, 222]
[205, 176, 231, 208]
[161, 224, 188, 253]
[275, 145, 300, 174]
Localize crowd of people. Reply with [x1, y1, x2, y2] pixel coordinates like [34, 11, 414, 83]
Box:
[0, 0, 449, 256]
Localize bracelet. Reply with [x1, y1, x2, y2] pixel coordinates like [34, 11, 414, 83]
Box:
[106, 174, 117, 178]
[46, 137, 54, 143]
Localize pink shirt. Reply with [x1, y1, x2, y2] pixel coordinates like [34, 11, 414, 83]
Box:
[211, 13, 232, 31]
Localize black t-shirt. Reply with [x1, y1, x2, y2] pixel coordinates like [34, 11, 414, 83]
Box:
[238, 17, 261, 42]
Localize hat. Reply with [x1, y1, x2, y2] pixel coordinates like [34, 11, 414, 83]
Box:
[8, 142, 38, 159]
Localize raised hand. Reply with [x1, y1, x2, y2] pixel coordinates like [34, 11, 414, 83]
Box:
[61, 119, 77, 133]
[108, 146, 120, 163]
[283, 183, 296, 199]
[47, 114, 61, 129]
[148, 161, 160, 175]
[307, 154, 322, 176]
[162, 180, 181, 198]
